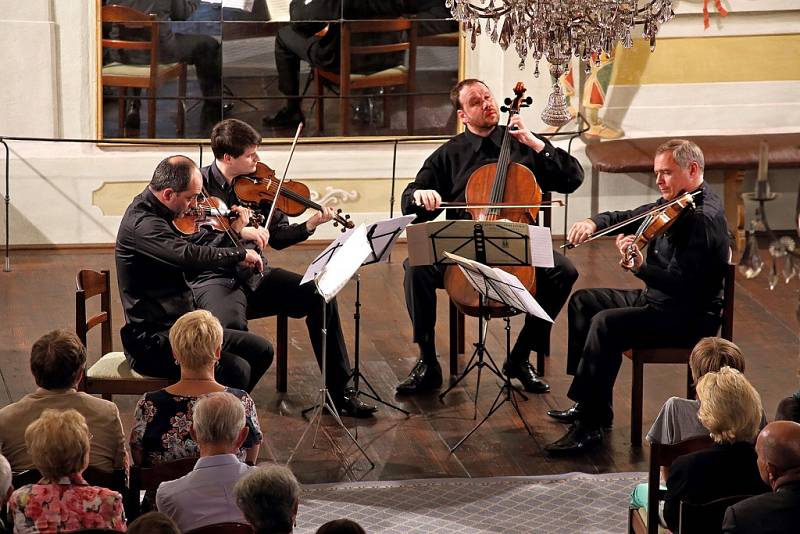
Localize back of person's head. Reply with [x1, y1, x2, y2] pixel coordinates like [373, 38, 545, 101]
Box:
[689, 337, 745, 382]
[316, 518, 367, 534]
[30, 329, 86, 390]
[757, 421, 800, 481]
[169, 310, 223, 370]
[697, 366, 762, 444]
[192, 391, 246, 448]
[150, 155, 196, 193]
[211, 118, 262, 159]
[0, 454, 11, 506]
[127, 511, 181, 534]
[235, 464, 300, 534]
[25, 409, 90, 480]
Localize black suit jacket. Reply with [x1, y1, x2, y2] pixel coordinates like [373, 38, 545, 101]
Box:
[722, 481, 800, 534]
[663, 441, 770, 531]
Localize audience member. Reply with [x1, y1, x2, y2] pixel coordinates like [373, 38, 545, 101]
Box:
[316, 519, 366, 534]
[0, 455, 11, 534]
[722, 421, 800, 533]
[130, 310, 262, 466]
[157, 391, 257, 531]
[235, 464, 300, 534]
[127, 511, 181, 534]
[0, 330, 127, 474]
[662, 367, 770, 531]
[8, 409, 126, 533]
[774, 390, 800, 423]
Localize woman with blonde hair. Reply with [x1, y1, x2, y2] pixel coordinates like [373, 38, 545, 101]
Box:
[662, 366, 770, 531]
[8, 409, 126, 532]
[130, 310, 261, 466]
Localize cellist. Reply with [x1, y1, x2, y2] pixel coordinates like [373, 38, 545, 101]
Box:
[397, 79, 584, 396]
[545, 139, 730, 454]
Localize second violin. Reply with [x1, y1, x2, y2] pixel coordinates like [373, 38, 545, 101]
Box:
[233, 162, 354, 231]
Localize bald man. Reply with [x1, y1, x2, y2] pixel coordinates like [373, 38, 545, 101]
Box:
[722, 421, 800, 533]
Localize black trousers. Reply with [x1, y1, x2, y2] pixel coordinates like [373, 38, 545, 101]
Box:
[193, 268, 353, 395]
[121, 323, 273, 393]
[565, 288, 720, 423]
[171, 33, 222, 98]
[403, 251, 578, 361]
[274, 26, 332, 99]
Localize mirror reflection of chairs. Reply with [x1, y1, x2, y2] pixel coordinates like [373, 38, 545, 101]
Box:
[100, 5, 186, 138]
[314, 18, 417, 136]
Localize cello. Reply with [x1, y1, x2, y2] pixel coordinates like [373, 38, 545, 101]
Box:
[443, 82, 542, 317]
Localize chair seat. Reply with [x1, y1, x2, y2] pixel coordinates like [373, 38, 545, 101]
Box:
[86, 351, 161, 381]
[102, 61, 182, 77]
[350, 65, 407, 80]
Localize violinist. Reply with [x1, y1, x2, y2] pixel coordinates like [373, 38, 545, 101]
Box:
[116, 156, 273, 393]
[397, 79, 584, 395]
[545, 139, 730, 454]
[188, 119, 377, 418]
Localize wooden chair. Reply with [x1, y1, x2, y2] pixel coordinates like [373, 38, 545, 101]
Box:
[678, 494, 753, 534]
[184, 523, 255, 534]
[101, 4, 186, 138]
[625, 261, 736, 446]
[12, 466, 127, 494]
[76, 269, 171, 401]
[128, 457, 198, 518]
[315, 18, 416, 136]
[628, 436, 715, 534]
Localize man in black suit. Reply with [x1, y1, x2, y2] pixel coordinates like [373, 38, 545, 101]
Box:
[722, 421, 800, 533]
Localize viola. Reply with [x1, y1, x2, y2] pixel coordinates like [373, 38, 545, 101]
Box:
[233, 162, 354, 231]
[443, 82, 541, 317]
[620, 191, 696, 270]
[172, 196, 265, 235]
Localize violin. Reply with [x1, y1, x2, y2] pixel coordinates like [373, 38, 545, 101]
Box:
[172, 195, 265, 235]
[443, 82, 541, 317]
[620, 191, 695, 270]
[233, 162, 354, 232]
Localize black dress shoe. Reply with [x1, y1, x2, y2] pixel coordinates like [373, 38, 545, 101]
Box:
[396, 359, 443, 395]
[547, 402, 613, 428]
[331, 388, 377, 418]
[124, 101, 141, 131]
[544, 422, 604, 455]
[263, 106, 305, 128]
[502, 360, 550, 394]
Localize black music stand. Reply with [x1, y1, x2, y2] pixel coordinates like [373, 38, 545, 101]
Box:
[288, 225, 374, 472]
[442, 252, 551, 453]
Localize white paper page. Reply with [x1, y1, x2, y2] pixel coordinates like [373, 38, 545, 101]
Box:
[300, 228, 352, 285]
[222, 0, 255, 11]
[315, 224, 371, 302]
[366, 215, 416, 264]
[528, 225, 555, 268]
[491, 267, 553, 322]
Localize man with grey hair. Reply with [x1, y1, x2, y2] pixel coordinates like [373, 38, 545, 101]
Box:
[0, 454, 12, 532]
[546, 139, 730, 453]
[234, 464, 300, 534]
[156, 392, 255, 531]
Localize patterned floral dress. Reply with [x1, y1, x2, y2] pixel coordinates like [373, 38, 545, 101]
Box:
[8, 473, 126, 533]
[129, 387, 262, 467]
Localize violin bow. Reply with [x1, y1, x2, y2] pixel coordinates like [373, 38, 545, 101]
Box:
[263, 122, 304, 231]
[561, 191, 701, 249]
[437, 200, 565, 210]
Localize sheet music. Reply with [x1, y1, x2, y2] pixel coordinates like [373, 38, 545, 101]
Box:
[300, 229, 350, 285]
[315, 224, 371, 302]
[529, 225, 555, 268]
[222, 0, 255, 11]
[364, 215, 416, 264]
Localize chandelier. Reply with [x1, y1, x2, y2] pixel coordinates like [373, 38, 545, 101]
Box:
[446, 0, 676, 126]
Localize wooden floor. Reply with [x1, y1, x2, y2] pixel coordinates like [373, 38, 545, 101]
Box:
[0, 241, 797, 484]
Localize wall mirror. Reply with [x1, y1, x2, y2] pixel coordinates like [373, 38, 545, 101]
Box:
[98, 0, 461, 141]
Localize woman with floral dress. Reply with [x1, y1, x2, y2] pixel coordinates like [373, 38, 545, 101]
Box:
[130, 310, 262, 467]
[9, 409, 126, 533]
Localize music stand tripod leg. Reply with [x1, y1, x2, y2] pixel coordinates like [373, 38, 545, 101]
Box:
[287, 298, 375, 469]
[350, 275, 409, 416]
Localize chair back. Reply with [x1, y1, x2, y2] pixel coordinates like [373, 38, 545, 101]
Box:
[184, 522, 255, 534]
[130, 457, 198, 493]
[678, 494, 753, 534]
[12, 466, 127, 494]
[638, 436, 715, 534]
[101, 5, 161, 79]
[76, 269, 114, 356]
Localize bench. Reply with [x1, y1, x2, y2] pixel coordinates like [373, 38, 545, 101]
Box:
[585, 133, 800, 249]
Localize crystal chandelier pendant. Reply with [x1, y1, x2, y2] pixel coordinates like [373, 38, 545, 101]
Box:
[768, 256, 779, 290]
[738, 223, 764, 279]
[541, 63, 571, 127]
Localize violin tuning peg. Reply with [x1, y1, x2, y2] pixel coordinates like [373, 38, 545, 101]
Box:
[333, 222, 338, 227]
[345, 214, 350, 220]
[336, 208, 342, 214]
[524, 96, 533, 105]
[500, 105, 509, 113]
[504, 97, 512, 105]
